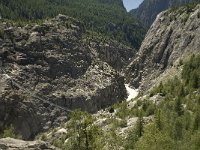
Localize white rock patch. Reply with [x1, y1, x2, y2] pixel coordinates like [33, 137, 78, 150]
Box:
[125, 84, 138, 102]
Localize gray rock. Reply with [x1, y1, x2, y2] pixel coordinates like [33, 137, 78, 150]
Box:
[0, 137, 58, 150]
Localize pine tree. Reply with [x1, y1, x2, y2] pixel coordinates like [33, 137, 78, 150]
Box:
[173, 118, 183, 140]
[178, 85, 185, 98]
[135, 112, 144, 137]
[193, 109, 200, 131]
[155, 109, 162, 130]
[175, 97, 183, 116]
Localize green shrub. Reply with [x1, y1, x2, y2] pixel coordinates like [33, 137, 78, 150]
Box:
[1, 125, 21, 139]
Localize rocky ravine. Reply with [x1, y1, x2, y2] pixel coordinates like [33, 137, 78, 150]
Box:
[126, 4, 200, 91]
[0, 14, 134, 139]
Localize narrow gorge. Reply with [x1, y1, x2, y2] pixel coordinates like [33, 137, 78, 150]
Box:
[0, 1, 200, 150]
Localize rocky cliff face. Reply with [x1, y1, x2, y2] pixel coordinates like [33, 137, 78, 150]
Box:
[130, 0, 200, 28]
[126, 4, 200, 91]
[0, 15, 132, 139]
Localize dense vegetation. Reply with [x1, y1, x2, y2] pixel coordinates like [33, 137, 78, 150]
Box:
[39, 55, 200, 149]
[135, 54, 200, 150]
[0, 0, 145, 48]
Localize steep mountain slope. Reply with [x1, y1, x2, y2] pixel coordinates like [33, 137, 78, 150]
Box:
[0, 14, 134, 139]
[0, 0, 145, 48]
[126, 4, 200, 91]
[130, 0, 200, 28]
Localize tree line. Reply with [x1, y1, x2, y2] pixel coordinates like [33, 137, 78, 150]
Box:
[0, 0, 145, 48]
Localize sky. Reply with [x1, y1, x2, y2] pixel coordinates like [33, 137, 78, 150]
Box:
[123, 0, 144, 11]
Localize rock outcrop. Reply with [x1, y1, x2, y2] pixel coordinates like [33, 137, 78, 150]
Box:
[126, 4, 200, 91]
[0, 14, 131, 139]
[0, 138, 58, 150]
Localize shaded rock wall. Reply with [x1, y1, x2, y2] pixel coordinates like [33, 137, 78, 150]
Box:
[89, 38, 135, 71]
